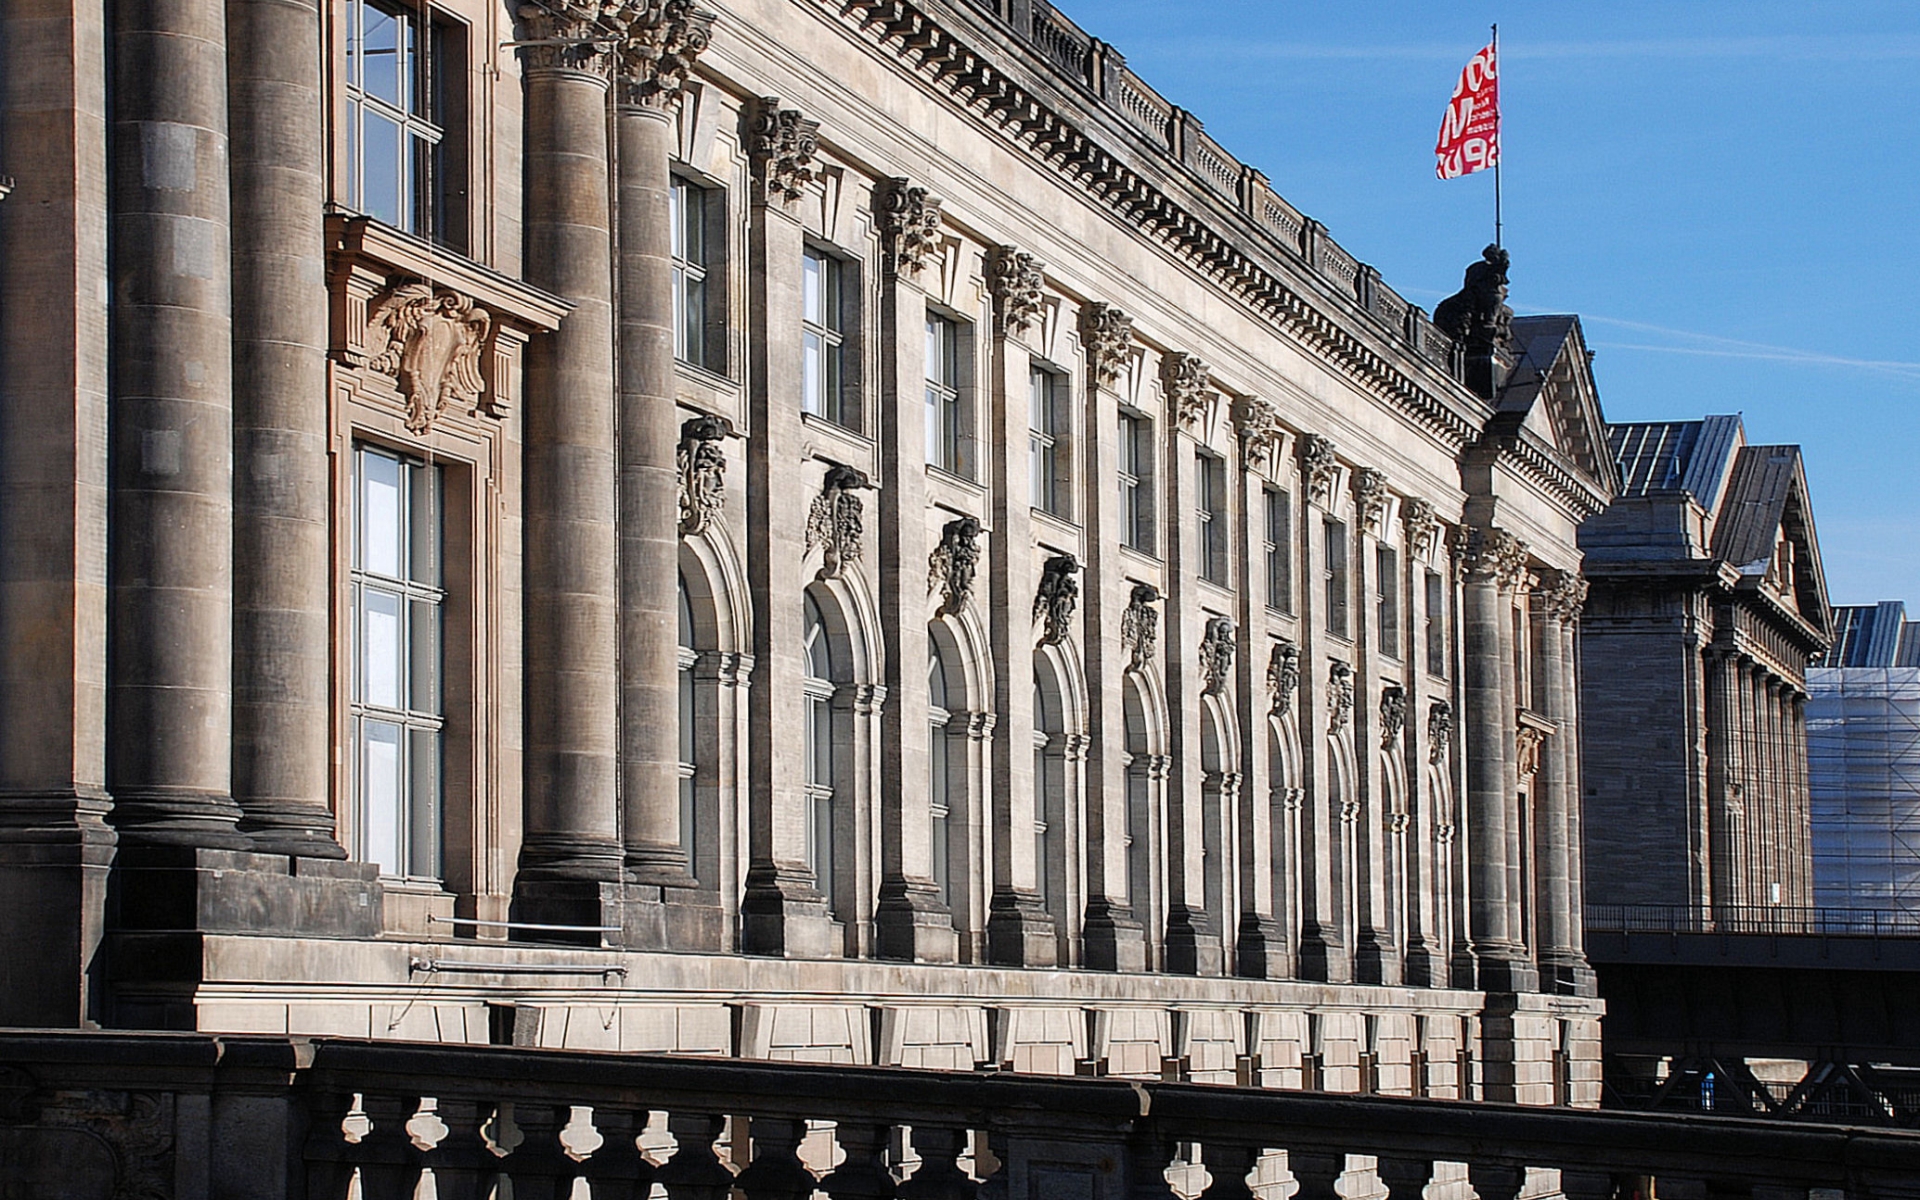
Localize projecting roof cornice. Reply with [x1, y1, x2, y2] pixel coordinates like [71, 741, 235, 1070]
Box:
[799, 0, 1490, 450]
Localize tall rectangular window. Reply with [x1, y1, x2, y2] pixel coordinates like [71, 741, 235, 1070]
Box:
[1324, 517, 1350, 639]
[1426, 570, 1448, 676]
[1196, 451, 1228, 584]
[1029, 365, 1069, 517]
[671, 178, 710, 369]
[1265, 487, 1293, 613]
[1376, 545, 1400, 659]
[925, 312, 964, 475]
[801, 247, 849, 425]
[1119, 411, 1155, 553]
[344, 0, 462, 245]
[351, 444, 444, 880]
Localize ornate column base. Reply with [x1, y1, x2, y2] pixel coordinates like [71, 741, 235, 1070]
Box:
[0, 792, 117, 1026]
[236, 802, 348, 861]
[1232, 912, 1291, 980]
[985, 888, 1056, 967]
[874, 877, 957, 963]
[107, 789, 251, 852]
[1162, 904, 1222, 976]
[1081, 898, 1148, 973]
[739, 861, 835, 958]
[1295, 921, 1349, 984]
[1352, 928, 1403, 986]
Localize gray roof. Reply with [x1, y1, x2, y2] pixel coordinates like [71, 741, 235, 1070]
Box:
[1823, 602, 1920, 668]
[1608, 414, 1744, 503]
[1714, 444, 1808, 578]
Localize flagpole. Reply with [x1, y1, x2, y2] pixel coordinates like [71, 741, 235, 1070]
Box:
[1492, 22, 1502, 248]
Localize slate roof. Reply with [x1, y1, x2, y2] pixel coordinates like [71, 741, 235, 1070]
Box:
[1714, 444, 1808, 578]
[1608, 414, 1744, 503]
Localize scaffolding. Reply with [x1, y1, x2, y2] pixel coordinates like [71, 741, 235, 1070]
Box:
[1808, 665, 1920, 913]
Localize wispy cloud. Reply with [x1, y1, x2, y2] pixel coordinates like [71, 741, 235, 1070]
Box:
[1142, 33, 1920, 67]
[1589, 342, 1920, 382]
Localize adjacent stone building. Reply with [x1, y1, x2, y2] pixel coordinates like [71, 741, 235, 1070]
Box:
[0, 0, 1614, 1105]
[1580, 416, 1832, 924]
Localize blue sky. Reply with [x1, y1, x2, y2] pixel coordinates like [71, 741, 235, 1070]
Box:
[1063, 1, 1920, 607]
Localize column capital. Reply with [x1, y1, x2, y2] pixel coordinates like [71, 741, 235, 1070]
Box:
[1457, 523, 1529, 588]
[873, 176, 944, 279]
[744, 96, 821, 204]
[986, 244, 1046, 338]
[1351, 466, 1390, 536]
[1161, 350, 1211, 430]
[612, 0, 715, 105]
[1299, 432, 1339, 506]
[1533, 567, 1588, 624]
[1080, 302, 1135, 390]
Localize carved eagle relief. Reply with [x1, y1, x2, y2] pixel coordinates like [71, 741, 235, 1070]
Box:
[365, 283, 493, 435]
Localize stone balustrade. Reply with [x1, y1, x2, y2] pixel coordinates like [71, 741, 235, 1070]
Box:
[1, 1032, 1917, 1198]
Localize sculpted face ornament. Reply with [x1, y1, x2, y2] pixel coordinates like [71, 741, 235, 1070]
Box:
[805, 464, 872, 580]
[1267, 640, 1301, 717]
[1199, 617, 1237, 696]
[1033, 554, 1081, 646]
[676, 415, 731, 536]
[1120, 583, 1160, 674]
[364, 282, 493, 435]
[928, 516, 983, 617]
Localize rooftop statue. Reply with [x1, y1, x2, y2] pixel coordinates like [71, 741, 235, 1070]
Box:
[1432, 243, 1514, 355]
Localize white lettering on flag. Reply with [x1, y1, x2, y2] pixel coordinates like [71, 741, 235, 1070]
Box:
[1435, 42, 1499, 181]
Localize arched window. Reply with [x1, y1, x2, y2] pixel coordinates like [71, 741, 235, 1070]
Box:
[928, 645, 954, 908]
[677, 575, 697, 877]
[1124, 679, 1154, 942]
[1033, 677, 1052, 909]
[804, 594, 837, 912]
[1200, 705, 1226, 946]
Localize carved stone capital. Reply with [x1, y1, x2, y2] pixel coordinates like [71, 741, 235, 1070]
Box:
[745, 97, 820, 203]
[874, 177, 942, 277]
[1352, 467, 1389, 536]
[1233, 396, 1285, 472]
[1033, 554, 1080, 646]
[1160, 352, 1210, 430]
[364, 282, 493, 434]
[928, 516, 983, 618]
[1199, 616, 1236, 696]
[1079, 302, 1133, 389]
[1459, 524, 1529, 589]
[611, 0, 715, 106]
[516, 1, 617, 75]
[1267, 640, 1301, 718]
[677, 414, 733, 536]
[1299, 433, 1339, 506]
[1120, 583, 1160, 674]
[1327, 659, 1354, 734]
[1536, 568, 1590, 624]
[1402, 498, 1441, 559]
[805, 463, 872, 580]
[986, 245, 1045, 337]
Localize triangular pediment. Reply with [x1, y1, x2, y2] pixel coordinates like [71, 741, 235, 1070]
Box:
[1502, 315, 1620, 498]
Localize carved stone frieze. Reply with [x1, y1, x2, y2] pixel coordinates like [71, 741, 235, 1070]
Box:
[1033, 554, 1081, 646]
[986, 245, 1046, 337]
[1120, 583, 1160, 674]
[1079, 302, 1133, 389]
[1233, 395, 1285, 473]
[1327, 659, 1354, 734]
[1379, 684, 1407, 749]
[1199, 616, 1236, 696]
[1300, 433, 1339, 506]
[1427, 700, 1453, 765]
[1402, 498, 1441, 559]
[1460, 524, 1530, 589]
[745, 97, 821, 203]
[1160, 352, 1211, 429]
[873, 177, 943, 277]
[1537, 568, 1590, 624]
[364, 282, 493, 434]
[928, 515, 983, 617]
[677, 414, 731, 536]
[804, 464, 872, 580]
[1352, 467, 1390, 535]
[611, 0, 715, 106]
[1267, 640, 1301, 717]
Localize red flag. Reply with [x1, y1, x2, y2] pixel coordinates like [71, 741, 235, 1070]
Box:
[1435, 41, 1499, 180]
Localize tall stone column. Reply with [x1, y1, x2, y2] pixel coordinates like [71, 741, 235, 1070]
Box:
[107, 0, 249, 849]
[513, 9, 626, 926]
[1533, 570, 1591, 995]
[1557, 592, 1593, 976]
[1703, 646, 1737, 917]
[227, 0, 345, 858]
[0, 0, 118, 1024]
[1294, 435, 1345, 982]
[610, 7, 714, 948]
[1349, 471, 1392, 985]
[1229, 399, 1286, 978]
[1459, 526, 1533, 992]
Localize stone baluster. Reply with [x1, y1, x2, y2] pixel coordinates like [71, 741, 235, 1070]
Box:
[612, 3, 714, 934]
[1286, 1151, 1345, 1200]
[226, 0, 343, 857]
[734, 1117, 817, 1200]
[422, 1098, 497, 1200]
[1197, 1142, 1260, 1200]
[1467, 1162, 1526, 1200]
[655, 1113, 738, 1200]
[505, 1102, 580, 1200]
[897, 1126, 975, 1199]
[821, 1122, 900, 1199]
[303, 1091, 361, 1200]
[354, 1093, 422, 1200]
[1375, 1156, 1433, 1200]
[581, 1106, 654, 1199]
[976, 1129, 1011, 1200]
[513, 2, 627, 926]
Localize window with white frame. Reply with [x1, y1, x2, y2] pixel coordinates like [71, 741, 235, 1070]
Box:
[677, 577, 698, 879]
[1029, 364, 1069, 517]
[925, 312, 965, 475]
[803, 595, 837, 913]
[1324, 517, 1350, 639]
[1196, 450, 1228, 585]
[351, 444, 444, 880]
[928, 646, 954, 909]
[1119, 410, 1155, 553]
[671, 177, 712, 370]
[1376, 544, 1401, 659]
[1265, 487, 1293, 613]
[343, 0, 462, 246]
[802, 247, 850, 426]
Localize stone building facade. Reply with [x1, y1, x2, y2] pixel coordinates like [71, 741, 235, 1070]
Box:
[0, 0, 1612, 1104]
[1580, 416, 1832, 922]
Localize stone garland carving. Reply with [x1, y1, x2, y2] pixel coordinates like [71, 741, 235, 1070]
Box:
[1327, 659, 1354, 734]
[1267, 640, 1301, 717]
[1352, 467, 1390, 535]
[1537, 568, 1590, 624]
[611, 0, 715, 107]
[874, 177, 943, 277]
[745, 97, 820, 203]
[1402, 498, 1441, 560]
[1160, 351, 1211, 430]
[986, 245, 1046, 337]
[1079, 302, 1133, 389]
[1427, 700, 1453, 765]
[1199, 616, 1236, 696]
[927, 516, 982, 617]
[676, 414, 731, 536]
[364, 282, 493, 435]
[1233, 395, 1285, 473]
[1515, 723, 1547, 778]
[1120, 583, 1160, 674]
[1033, 554, 1081, 646]
[1299, 433, 1339, 506]
[1431, 243, 1514, 356]
[804, 463, 872, 580]
[1460, 524, 1530, 589]
[1379, 684, 1407, 749]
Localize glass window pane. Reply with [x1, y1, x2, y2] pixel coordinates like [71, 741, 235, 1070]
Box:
[361, 110, 403, 229]
[409, 597, 440, 713]
[359, 452, 402, 579]
[408, 728, 440, 878]
[803, 331, 823, 416]
[409, 457, 439, 584]
[683, 275, 706, 369]
[803, 250, 822, 325]
[361, 719, 403, 876]
[925, 385, 941, 466]
[363, 589, 403, 709]
[361, 4, 401, 106]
